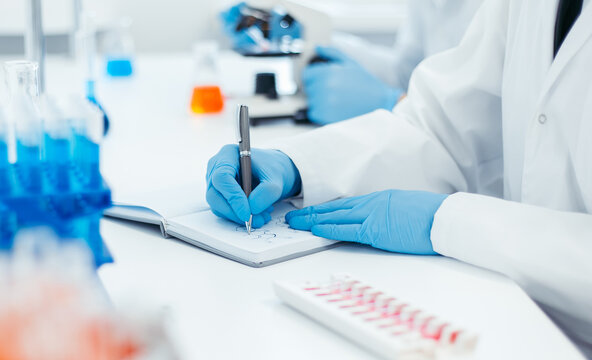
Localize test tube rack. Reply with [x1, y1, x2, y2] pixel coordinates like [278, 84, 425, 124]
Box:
[0, 160, 112, 268]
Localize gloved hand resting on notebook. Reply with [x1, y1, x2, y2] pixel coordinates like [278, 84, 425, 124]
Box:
[286, 189, 448, 255]
[206, 145, 301, 228]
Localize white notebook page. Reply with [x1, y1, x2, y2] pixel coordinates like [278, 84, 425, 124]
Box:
[111, 182, 209, 220]
[165, 202, 338, 265]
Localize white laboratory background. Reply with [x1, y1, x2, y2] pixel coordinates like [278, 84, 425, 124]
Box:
[0, 1, 589, 359]
[0, 0, 407, 53]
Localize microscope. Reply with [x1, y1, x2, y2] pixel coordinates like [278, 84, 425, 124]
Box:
[228, 0, 332, 124]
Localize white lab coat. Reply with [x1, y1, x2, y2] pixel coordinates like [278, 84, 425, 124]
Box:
[274, 0, 592, 357]
[333, 0, 484, 90]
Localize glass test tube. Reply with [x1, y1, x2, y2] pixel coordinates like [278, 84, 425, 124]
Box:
[41, 96, 73, 191]
[66, 97, 103, 188]
[0, 106, 11, 194]
[64, 96, 107, 265]
[0, 202, 17, 250]
[4, 61, 43, 192]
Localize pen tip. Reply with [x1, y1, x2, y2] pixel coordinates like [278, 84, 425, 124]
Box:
[245, 215, 253, 235]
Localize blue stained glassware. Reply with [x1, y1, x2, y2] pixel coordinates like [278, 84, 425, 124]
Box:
[0, 202, 17, 250]
[44, 135, 72, 191]
[0, 140, 11, 194]
[106, 58, 133, 77]
[16, 140, 42, 192]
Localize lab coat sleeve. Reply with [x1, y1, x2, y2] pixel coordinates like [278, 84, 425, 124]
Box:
[272, 0, 508, 207]
[272, 109, 468, 207]
[331, 0, 424, 90]
[432, 193, 592, 350]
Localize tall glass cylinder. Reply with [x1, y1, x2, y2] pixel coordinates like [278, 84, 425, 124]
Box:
[25, 0, 45, 94]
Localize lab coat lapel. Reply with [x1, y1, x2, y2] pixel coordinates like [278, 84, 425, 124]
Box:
[540, 3, 592, 96]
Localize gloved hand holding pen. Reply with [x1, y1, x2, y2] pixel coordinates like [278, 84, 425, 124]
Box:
[206, 145, 301, 228]
[206, 145, 447, 255]
[304, 46, 405, 125]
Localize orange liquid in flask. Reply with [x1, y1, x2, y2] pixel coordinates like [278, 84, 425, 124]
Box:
[190, 85, 224, 114]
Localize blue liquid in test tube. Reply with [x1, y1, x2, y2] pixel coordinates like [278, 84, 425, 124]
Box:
[16, 141, 42, 192]
[0, 141, 7, 163]
[0, 202, 17, 250]
[74, 134, 100, 187]
[0, 140, 10, 194]
[44, 135, 72, 191]
[70, 99, 103, 188]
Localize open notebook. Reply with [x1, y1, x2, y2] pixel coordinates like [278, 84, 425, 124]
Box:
[104, 186, 339, 267]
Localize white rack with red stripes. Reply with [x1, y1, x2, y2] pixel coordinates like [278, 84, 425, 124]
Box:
[273, 274, 478, 360]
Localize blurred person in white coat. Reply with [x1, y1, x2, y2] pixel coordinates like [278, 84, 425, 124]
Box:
[207, 0, 592, 356]
[303, 0, 484, 124]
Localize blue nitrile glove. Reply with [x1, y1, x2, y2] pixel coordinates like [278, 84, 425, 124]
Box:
[303, 46, 404, 125]
[206, 144, 301, 228]
[286, 190, 448, 255]
[220, 2, 257, 49]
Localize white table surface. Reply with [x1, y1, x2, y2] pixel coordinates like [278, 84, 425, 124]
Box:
[35, 54, 586, 360]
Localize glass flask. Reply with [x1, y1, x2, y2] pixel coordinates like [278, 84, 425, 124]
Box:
[189, 41, 224, 114]
[103, 17, 135, 77]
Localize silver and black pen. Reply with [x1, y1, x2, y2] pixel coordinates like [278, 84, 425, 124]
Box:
[237, 104, 252, 234]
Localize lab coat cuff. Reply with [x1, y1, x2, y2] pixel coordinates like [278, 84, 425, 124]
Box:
[430, 192, 521, 270]
[430, 192, 471, 256]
